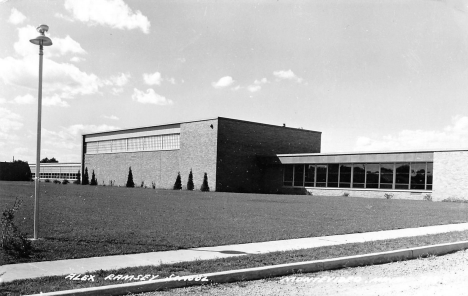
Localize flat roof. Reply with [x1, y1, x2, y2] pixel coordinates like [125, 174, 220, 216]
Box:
[82, 117, 322, 137]
[29, 163, 80, 166]
[277, 148, 468, 157]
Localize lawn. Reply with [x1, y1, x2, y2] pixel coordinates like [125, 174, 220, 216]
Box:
[1, 180, 468, 265]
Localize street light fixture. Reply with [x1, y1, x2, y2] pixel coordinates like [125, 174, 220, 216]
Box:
[30, 24, 52, 240]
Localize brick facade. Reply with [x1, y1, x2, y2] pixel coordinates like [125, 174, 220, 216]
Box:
[216, 118, 321, 192]
[433, 151, 468, 201]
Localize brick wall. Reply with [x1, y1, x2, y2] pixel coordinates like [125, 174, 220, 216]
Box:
[179, 119, 218, 191]
[433, 151, 468, 201]
[216, 118, 321, 193]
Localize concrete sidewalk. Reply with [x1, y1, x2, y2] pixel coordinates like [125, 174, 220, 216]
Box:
[2, 222, 468, 283]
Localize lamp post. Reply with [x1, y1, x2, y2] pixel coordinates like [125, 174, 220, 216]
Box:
[30, 24, 52, 240]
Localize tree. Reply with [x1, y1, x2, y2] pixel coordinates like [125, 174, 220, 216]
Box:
[173, 172, 182, 190]
[40, 157, 58, 163]
[82, 167, 89, 185]
[90, 170, 97, 185]
[187, 169, 194, 191]
[74, 170, 81, 184]
[200, 172, 210, 192]
[126, 167, 135, 188]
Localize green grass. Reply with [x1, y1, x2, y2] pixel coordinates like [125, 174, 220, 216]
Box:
[3, 230, 468, 296]
[1, 180, 468, 265]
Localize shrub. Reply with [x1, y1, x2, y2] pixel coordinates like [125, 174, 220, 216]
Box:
[384, 193, 393, 199]
[423, 194, 432, 201]
[53, 179, 61, 184]
[1, 198, 33, 258]
[82, 167, 89, 185]
[173, 172, 182, 190]
[44, 179, 50, 183]
[126, 167, 135, 188]
[90, 170, 97, 186]
[0, 160, 31, 181]
[151, 181, 156, 189]
[187, 169, 194, 191]
[62, 179, 69, 185]
[200, 172, 210, 192]
[442, 197, 468, 203]
[343, 192, 350, 197]
[73, 170, 81, 185]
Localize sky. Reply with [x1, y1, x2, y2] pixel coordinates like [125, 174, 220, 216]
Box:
[1, 0, 468, 163]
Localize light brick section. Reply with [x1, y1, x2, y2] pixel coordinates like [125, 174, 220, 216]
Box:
[433, 151, 468, 201]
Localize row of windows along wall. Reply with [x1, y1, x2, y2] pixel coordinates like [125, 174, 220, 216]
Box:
[31, 172, 79, 180]
[283, 162, 433, 191]
[86, 134, 180, 154]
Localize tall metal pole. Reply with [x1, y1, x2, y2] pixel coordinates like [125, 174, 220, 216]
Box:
[34, 41, 43, 240]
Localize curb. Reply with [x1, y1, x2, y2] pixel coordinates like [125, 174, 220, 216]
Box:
[28, 240, 468, 296]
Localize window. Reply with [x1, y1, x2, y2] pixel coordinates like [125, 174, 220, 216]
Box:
[112, 139, 127, 152]
[339, 164, 352, 188]
[395, 163, 410, 189]
[304, 165, 315, 187]
[128, 137, 144, 151]
[380, 163, 393, 189]
[410, 163, 426, 190]
[86, 142, 98, 154]
[353, 164, 365, 188]
[366, 164, 379, 188]
[163, 134, 180, 150]
[145, 136, 163, 150]
[283, 165, 294, 186]
[294, 165, 304, 186]
[426, 163, 433, 190]
[316, 165, 327, 187]
[327, 164, 339, 188]
[98, 140, 112, 153]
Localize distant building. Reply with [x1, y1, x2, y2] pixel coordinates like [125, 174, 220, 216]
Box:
[29, 163, 80, 181]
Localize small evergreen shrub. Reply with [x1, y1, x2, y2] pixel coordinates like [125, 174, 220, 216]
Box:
[187, 169, 194, 191]
[90, 170, 97, 186]
[141, 181, 145, 188]
[152, 181, 156, 189]
[343, 192, 350, 197]
[62, 179, 69, 185]
[53, 179, 61, 184]
[73, 170, 81, 184]
[44, 179, 50, 183]
[423, 194, 432, 201]
[384, 193, 394, 199]
[1, 198, 33, 258]
[82, 167, 89, 185]
[173, 172, 182, 190]
[200, 172, 210, 192]
[126, 167, 135, 188]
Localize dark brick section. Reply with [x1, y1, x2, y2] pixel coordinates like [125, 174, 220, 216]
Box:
[216, 118, 321, 193]
[179, 119, 218, 191]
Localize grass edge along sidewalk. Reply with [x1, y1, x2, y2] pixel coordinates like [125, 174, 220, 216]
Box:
[3, 229, 468, 295]
[25, 240, 468, 296]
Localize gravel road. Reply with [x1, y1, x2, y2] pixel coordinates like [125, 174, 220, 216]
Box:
[136, 249, 468, 296]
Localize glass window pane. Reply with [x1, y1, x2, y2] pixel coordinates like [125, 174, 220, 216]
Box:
[283, 165, 293, 186]
[163, 134, 180, 150]
[366, 164, 379, 188]
[380, 163, 393, 189]
[145, 136, 163, 151]
[426, 162, 433, 190]
[395, 163, 409, 189]
[410, 163, 426, 190]
[294, 165, 304, 186]
[128, 137, 144, 151]
[98, 140, 112, 153]
[327, 164, 339, 188]
[112, 139, 127, 152]
[353, 164, 365, 188]
[316, 165, 327, 187]
[86, 142, 98, 154]
[304, 165, 315, 186]
[339, 164, 352, 188]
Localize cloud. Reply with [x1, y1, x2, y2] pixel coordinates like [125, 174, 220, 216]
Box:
[167, 77, 176, 85]
[0, 98, 6, 104]
[8, 8, 26, 25]
[247, 85, 261, 92]
[64, 0, 150, 34]
[131, 88, 173, 105]
[143, 72, 162, 85]
[70, 57, 86, 63]
[0, 107, 22, 144]
[103, 115, 119, 120]
[254, 78, 269, 85]
[212, 76, 235, 89]
[273, 69, 304, 83]
[43, 95, 70, 107]
[354, 115, 468, 151]
[13, 94, 35, 104]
